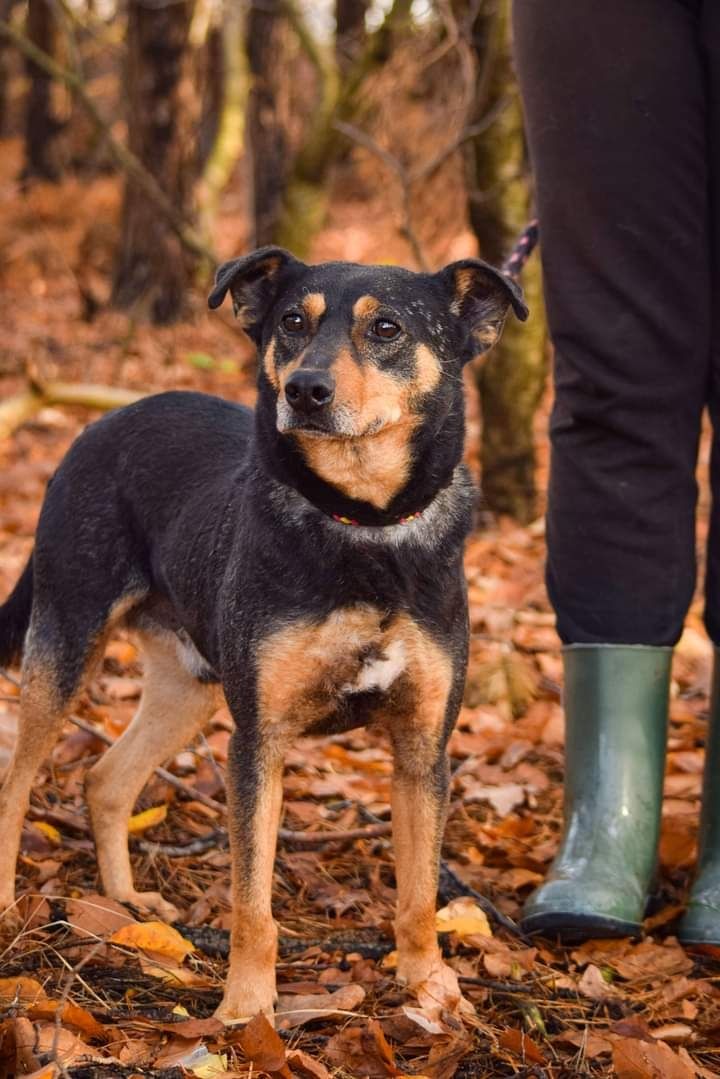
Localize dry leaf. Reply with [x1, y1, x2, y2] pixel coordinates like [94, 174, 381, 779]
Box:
[325, 1023, 400, 1078]
[109, 920, 195, 961]
[499, 1028, 547, 1065]
[0, 977, 47, 1004]
[26, 1001, 106, 1040]
[287, 1049, 332, 1078]
[128, 803, 168, 833]
[238, 1013, 291, 1076]
[578, 964, 619, 1002]
[276, 984, 365, 1030]
[66, 894, 138, 939]
[30, 821, 61, 846]
[435, 897, 492, 939]
[611, 1034, 695, 1078]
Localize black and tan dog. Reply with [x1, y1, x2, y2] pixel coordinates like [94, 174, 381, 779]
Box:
[0, 247, 526, 1021]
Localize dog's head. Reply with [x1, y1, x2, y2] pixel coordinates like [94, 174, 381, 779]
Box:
[209, 248, 527, 510]
[208, 248, 528, 513]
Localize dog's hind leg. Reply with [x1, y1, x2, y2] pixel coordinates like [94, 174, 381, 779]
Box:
[85, 631, 219, 921]
[0, 615, 104, 924]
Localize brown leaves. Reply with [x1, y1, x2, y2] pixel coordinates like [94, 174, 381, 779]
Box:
[611, 1027, 696, 1079]
[275, 984, 366, 1030]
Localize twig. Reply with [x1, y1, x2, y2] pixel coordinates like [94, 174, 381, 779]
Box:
[279, 821, 392, 844]
[333, 120, 429, 269]
[0, 17, 216, 266]
[137, 831, 227, 857]
[439, 861, 528, 941]
[459, 975, 536, 994]
[66, 715, 227, 816]
[51, 938, 105, 1077]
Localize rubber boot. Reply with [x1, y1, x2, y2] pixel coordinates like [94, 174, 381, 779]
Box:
[678, 648, 720, 945]
[522, 644, 672, 939]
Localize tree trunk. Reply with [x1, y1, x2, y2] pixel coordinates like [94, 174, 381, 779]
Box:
[23, 0, 64, 179]
[335, 0, 368, 74]
[246, 0, 295, 248]
[112, 0, 198, 324]
[197, 4, 247, 249]
[463, 0, 547, 523]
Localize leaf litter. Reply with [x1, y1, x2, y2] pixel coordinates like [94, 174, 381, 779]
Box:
[1, 143, 720, 1077]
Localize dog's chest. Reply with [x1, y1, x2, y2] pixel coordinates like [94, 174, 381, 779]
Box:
[257, 605, 417, 734]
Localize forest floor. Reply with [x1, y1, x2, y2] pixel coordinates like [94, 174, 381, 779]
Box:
[0, 139, 720, 1078]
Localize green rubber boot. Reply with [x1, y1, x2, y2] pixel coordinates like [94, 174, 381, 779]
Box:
[522, 644, 672, 940]
[678, 648, 720, 945]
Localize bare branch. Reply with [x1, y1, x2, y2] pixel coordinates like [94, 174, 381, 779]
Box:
[0, 16, 216, 266]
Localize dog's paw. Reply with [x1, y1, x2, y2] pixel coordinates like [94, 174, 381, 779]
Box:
[396, 952, 460, 996]
[115, 890, 180, 923]
[214, 981, 276, 1026]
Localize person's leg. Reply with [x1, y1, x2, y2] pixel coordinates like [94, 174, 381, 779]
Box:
[513, 0, 710, 935]
[681, 0, 720, 945]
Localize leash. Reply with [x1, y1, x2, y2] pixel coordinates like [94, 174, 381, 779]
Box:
[502, 218, 539, 280]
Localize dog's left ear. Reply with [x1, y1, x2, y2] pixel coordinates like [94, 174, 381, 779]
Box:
[208, 246, 303, 343]
[437, 258, 529, 362]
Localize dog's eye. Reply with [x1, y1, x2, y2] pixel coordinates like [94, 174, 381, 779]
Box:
[371, 318, 401, 341]
[281, 312, 306, 333]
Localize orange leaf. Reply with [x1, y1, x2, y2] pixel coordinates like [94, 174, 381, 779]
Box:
[499, 1028, 547, 1066]
[27, 1001, 106, 1040]
[611, 1035, 695, 1079]
[0, 977, 47, 1004]
[109, 921, 194, 962]
[238, 1013, 291, 1077]
[127, 804, 168, 834]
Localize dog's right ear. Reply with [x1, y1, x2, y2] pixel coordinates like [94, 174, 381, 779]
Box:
[208, 247, 303, 343]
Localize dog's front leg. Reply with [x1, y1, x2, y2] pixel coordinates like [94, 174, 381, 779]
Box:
[390, 738, 457, 991]
[215, 726, 284, 1024]
[388, 625, 465, 996]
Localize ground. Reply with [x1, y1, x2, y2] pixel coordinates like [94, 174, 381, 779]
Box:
[0, 139, 719, 1078]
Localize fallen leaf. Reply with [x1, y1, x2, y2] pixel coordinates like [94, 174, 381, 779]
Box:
[33, 1021, 117, 1066]
[128, 804, 168, 834]
[611, 1034, 695, 1078]
[109, 920, 195, 961]
[0, 977, 47, 1004]
[650, 1024, 694, 1045]
[286, 1048, 332, 1078]
[27, 1001, 106, 1040]
[435, 897, 492, 940]
[238, 1013, 290, 1076]
[554, 1028, 613, 1059]
[461, 780, 526, 817]
[578, 964, 620, 1002]
[499, 1027, 547, 1065]
[66, 894, 138, 939]
[275, 983, 366, 1030]
[30, 821, 61, 846]
[425, 1030, 475, 1079]
[325, 1023, 399, 1078]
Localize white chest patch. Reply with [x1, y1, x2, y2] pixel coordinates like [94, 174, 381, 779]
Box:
[342, 638, 406, 695]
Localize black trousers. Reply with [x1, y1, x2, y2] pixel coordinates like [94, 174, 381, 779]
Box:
[512, 0, 720, 645]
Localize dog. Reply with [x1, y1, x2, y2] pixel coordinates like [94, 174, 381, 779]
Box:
[0, 246, 527, 1021]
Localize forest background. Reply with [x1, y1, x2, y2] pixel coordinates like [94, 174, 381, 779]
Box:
[0, 2, 718, 1077]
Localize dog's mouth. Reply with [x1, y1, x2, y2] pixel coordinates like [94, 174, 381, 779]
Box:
[276, 403, 388, 440]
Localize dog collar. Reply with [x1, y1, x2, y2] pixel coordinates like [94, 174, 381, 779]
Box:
[331, 509, 423, 527]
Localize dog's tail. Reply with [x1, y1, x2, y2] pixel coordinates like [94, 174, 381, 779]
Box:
[0, 556, 33, 669]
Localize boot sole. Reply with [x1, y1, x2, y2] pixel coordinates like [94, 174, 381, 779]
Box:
[521, 911, 642, 943]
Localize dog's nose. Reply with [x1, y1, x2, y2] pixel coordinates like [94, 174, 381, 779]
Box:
[285, 369, 335, 413]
